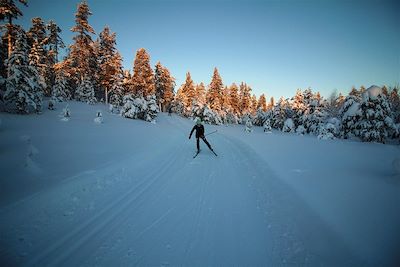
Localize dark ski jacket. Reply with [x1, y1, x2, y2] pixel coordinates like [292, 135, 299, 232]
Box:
[189, 124, 205, 139]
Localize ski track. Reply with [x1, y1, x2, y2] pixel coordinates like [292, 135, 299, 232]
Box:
[0, 114, 364, 266]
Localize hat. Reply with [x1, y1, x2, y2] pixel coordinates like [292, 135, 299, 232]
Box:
[196, 118, 202, 125]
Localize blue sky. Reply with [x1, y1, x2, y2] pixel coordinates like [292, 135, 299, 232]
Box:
[19, 0, 400, 99]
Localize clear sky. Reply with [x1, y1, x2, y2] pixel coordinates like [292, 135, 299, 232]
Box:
[18, 0, 400, 99]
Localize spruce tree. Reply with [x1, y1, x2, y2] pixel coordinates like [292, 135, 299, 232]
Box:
[0, 0, 27, 58]
[181, 72, 195, 113]
[196, 82, 206, 106]
[154, 62, 175, 111]
[75, 74, 96, 104]
[131, 48, 155, 97]
[67, 0, 96, 93]
[258, 93, 267, 112]
[207, 67, 223, 113]
[251, 94, 257, 115]
[28, 17, 50, 95]
[46, 20, 64, 64]
[239, 82, 251, 115]
[51, 64, 70, 102]
[4, 28, 42, 113]
[97, 26, 122, 104]
[229, 83, 240, 115]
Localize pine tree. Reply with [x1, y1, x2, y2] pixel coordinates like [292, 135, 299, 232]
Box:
[75, 74, 96, 104]
[154, 62, 175, 111]
[27, 17, 50, 95]
[239, 82, 251, 115]
[221, 86, 231, 111]
[207, 67, 223, 113]
[181, 72, 195, 113]
[4, 28, 42, 113]
[229, 83, 240, 115]
[291, 89, 306, 128]
[46, 20, 64, 64]
[131, 48, 155, 97]
[356, 86, 396, 143]
[0, 0, 27, 58]
[108, 52, 124, 106]
[66, 0, 96, 93]
[97, 26, 122, 104]
[389, 87, 400, 124]
[339, 94, 361, 139]
[258, 93, 267, 112]
[269, 97, 275, 110]
[173, 85, 185, 115]
[251, 94, 257, 115]
[196, 82, 206, 106]
[51, 64, 70, 102]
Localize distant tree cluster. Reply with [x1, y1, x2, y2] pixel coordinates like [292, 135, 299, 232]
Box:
[0, 0, 398, 142]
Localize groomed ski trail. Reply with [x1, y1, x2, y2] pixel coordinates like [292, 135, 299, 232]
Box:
[0, 113, 363, 266]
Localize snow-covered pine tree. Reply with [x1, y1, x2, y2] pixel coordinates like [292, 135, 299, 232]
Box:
[253, 108, 267, 126]
[269, 96, 275, 110]
[121, 94, 159, 123]
[66, 0, 96, 94]
[97, 26, 123, 104]
[4, 28, 43, 113]
[196, 82, 206, 107]
[250, 94, 258, 115]
[75, 74, 96, 104]
[258, 94, 267, 112]
[46, 20, 65, 64]
[131, 48, 155, 97]
[181, 72, 195, 115]
[356, 85, 397, 143]
[291, 89, 306, 128]
[339, 94, 361, 139]
[271, 97, 289, 130]
[154, 62, 175, 111]
[302, 92, 327, 134]
[239, 82, 251, 115]
[172, 85, 185, 115]
[27, 17, 50, 95]
[207, 67, 223, 114]
[51, 65, 70, 102]
[389, 87, 400, 124]
[0, 0, 27, 58]
[229, 83, 240, 116]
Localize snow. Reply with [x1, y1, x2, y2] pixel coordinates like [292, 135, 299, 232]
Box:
[0, 100, 399, 266]
[365, 85, 382, 100]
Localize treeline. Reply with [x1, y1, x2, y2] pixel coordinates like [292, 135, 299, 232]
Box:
[1, 1, 399, 142]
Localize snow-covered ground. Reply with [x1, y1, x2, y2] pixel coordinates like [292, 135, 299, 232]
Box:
[0, 101, 399, 266]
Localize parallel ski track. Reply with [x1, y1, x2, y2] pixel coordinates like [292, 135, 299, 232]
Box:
[28, 143, 186, 266]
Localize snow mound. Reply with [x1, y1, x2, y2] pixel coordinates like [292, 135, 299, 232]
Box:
[283, 118, 295, 133]
[364, 85, 382, 100]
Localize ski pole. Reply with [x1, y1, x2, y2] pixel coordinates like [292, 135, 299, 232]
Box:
[205, 130, 218, 136]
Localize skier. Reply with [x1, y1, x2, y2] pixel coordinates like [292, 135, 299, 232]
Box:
[189, 118, 215, 154]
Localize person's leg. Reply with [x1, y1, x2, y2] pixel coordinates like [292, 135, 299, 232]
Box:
[196, 137, 200, 151]
[201, 136, 213, 150]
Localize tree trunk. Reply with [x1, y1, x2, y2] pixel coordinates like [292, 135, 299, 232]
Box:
[105, 88, 108, 105]
[7, 18, 13, 59]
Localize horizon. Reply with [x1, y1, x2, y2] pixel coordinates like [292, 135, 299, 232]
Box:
[18, 0, 400, 100]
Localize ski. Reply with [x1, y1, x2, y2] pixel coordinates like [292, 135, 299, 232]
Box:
[210, 149, 218, 156]
[193, 151, 200, 158]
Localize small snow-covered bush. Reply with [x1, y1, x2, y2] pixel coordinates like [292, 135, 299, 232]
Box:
[317, 123, 337, 140]
[245, 119, 253, 133]
[282, 118, 295, 133]
[263, 119, 272, 133]
[94, 110, 103, 124]
[296, 125, 306, 135]
[60, 105, 70, 121]
[121, 94, 159, 123]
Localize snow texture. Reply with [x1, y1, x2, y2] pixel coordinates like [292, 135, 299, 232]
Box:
[0, 100, 399, 266]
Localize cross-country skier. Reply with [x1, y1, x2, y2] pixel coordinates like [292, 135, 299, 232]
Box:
[189, 118, 214, 153]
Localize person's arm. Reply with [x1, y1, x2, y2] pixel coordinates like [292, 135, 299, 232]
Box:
[189, 126, 195, 139]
